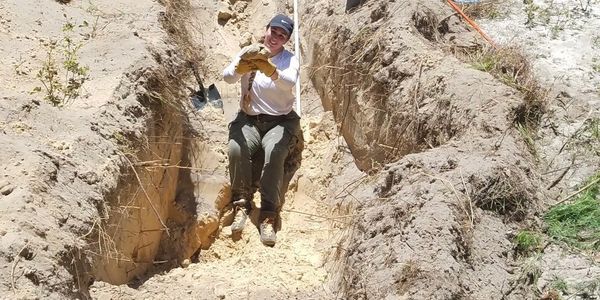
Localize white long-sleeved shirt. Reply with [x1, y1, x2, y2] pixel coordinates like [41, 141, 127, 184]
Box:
[223, 48, 299, 116]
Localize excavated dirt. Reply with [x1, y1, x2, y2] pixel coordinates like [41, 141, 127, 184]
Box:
[1, 0, 599, 299]
[0, 0, 179, 298]
[305, 2, 538, 298]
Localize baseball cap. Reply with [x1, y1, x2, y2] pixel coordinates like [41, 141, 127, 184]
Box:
[269, 14, 294, 37]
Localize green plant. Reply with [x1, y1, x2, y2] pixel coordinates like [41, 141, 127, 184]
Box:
[524, 0, 540, 27]
[550, 23, 564, 39]
[586, 118, 600, 141]
[545, 173, 600, 251]
[550, 276, 568, 294]
[33, 17, 89, 106]
[472, 54, 496, 72]
[593, 58, 600, 73]
[593, 35, 600, 49]
[514, 230, 542, 256]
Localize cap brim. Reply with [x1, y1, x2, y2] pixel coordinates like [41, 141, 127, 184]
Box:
[271, 25, 291, 36]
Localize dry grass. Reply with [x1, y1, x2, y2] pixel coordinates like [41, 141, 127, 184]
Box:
[160, 0, 206, 74]
[464, 45, 548, 128]
[394, 260, 421, 295]
[461, 0, 503, 19]
[469, 167, 534, 221]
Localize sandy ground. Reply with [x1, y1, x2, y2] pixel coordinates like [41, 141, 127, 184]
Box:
[480, 0, 600, 103]
[91, 93, 363, 299]
[480, 0, 600, 192]
[2, 0, 600, 299]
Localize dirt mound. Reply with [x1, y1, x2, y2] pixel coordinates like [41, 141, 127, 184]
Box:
[304, 0, 544, 298]
[0, 0, 209, 297]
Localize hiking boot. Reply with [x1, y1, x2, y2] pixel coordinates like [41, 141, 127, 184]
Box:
[260, 218, 276, 246]
[231, 206, 248, 233]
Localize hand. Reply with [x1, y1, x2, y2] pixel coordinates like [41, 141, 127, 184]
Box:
[253, 59, 277, 77]
[239, 43, 271, 61]
[235, 59, 258, 74]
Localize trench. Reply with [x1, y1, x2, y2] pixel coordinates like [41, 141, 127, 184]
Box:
[84, 0, 359, 294]
[90, 71, 227, 285]
[88, 0, 229, 286]
[83, 0, 541, 298]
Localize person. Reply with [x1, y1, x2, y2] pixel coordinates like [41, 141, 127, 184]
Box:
[222, 14, 302, 246]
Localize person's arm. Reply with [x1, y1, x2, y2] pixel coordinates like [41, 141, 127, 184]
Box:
[271, 55, 299, 90]
[223, 55, 242, 84]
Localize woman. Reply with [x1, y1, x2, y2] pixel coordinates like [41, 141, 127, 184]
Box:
[222, 14, 301, 247]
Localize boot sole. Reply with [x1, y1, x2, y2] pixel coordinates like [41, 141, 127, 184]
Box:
[261, 239, 276, 247]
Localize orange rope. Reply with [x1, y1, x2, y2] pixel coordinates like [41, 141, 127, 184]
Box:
[446, 0, 496, 48]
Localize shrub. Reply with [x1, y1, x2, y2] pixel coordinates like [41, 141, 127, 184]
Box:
[33, 19, 89, 106]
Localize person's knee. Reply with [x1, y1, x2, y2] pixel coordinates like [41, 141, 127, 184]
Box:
[265, 144, 289, 164]
[228, 140, 243, 160]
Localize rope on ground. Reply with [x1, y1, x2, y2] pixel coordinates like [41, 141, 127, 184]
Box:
[282, 208, 355, 223]
[446, 0, 496, 48]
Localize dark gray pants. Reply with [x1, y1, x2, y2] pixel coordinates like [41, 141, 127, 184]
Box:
[228, 111, 302, 220]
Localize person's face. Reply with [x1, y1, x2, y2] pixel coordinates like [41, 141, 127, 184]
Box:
[264, 26, 289, 54]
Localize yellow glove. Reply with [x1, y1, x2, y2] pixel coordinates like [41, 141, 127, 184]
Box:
[253, 59, 277, 77]
[235, 59, 258, 74]
[239, 43, 271, 61]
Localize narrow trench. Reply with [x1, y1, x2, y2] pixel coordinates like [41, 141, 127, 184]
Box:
[86, 0, 362, 298]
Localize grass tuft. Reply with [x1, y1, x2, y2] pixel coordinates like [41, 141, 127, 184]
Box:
[470, 167, 534, 221]
[545, 173, 600, 251]
[514, 230, 542, 256]
[461, 0, 503, 19]
[466, 46, 548, 128]
[550, 276, 568, 294]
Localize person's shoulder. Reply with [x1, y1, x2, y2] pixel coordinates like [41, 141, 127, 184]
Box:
[281, 48, 296, 58]
[281, 49, 298, 64]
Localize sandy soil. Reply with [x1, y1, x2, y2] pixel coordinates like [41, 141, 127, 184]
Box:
[480, 1, 600, 297]
[480, 0, 600, 193]
[2, 0, 599, 299]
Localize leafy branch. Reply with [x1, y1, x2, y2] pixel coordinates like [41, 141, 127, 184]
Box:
[33, 18, 89, 106]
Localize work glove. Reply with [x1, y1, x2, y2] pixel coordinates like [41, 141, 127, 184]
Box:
[235, 59, 258, 74]
[253, 59, 277, 77]
[239, 43, 271, 61]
